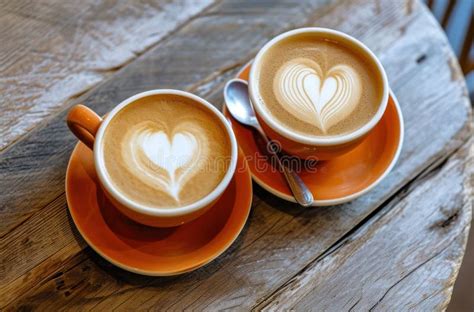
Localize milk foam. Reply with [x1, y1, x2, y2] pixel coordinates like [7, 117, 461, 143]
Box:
[121, 120, 208, 202]
[273, 58, 362, 133]
[102, 94, 231, 208]
[256, 33, 383, 138]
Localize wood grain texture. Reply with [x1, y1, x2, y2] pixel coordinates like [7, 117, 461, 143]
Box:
[0, 0, 216, 151]
[259, 140, 473, 311]
[0, 0, 472, 310]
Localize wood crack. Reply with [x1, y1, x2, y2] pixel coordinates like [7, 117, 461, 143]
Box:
[367, 245, 449, 312]
[348, 295, 363, 312]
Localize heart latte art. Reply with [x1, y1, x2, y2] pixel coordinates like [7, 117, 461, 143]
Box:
[122, 121, 208, 202]
[274, 58, 362, 133]
[102, 94, 232, 209]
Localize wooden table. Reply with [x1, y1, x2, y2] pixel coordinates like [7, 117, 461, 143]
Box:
[1, 0, 473, 310]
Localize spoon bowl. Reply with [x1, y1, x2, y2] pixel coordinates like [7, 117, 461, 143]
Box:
[224, 79, 258, 126]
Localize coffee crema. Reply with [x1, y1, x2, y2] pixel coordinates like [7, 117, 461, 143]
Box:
[255, 33, 384, 137]
[102, 94, 232, 209]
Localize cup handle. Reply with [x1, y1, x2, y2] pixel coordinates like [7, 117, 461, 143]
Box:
[67, 104, 103, 149]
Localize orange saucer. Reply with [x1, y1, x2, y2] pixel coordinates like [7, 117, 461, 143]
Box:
[223, 63, 404, 206]
[66, 143, 252, 276]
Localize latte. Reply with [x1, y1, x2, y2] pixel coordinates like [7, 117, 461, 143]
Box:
[102, 94, 232, 209]
[254, 32, 384, 137]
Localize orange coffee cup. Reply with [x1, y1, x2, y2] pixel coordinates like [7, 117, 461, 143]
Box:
[248, 28, 389, 160]
[67, 90, 238, 227]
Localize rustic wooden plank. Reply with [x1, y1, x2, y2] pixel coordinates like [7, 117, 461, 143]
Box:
[1, 0, 472, 309]
[258, 140, 473, 311]
[0, 194, 87, 307]
[0, 0, 216, 151]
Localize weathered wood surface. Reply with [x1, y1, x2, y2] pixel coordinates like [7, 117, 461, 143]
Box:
[0, 0, 472, 310]
[259, 140, 473, 311]
[0, 0, 216, 150]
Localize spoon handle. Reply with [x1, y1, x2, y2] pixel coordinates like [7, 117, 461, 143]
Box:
[255, 127, 314, 207]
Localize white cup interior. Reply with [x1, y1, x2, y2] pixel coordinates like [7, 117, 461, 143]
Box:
[93, 89, 238, 217]
[249, 27, 389, 146]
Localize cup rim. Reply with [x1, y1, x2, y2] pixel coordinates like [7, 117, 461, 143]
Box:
[93, 89, 238, 217]
[249, 27, 389, 146]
